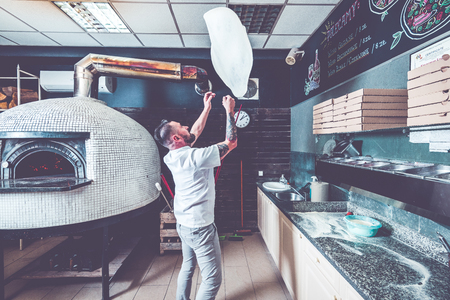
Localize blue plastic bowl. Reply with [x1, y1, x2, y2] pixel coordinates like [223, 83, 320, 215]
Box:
[344, 215, 382, 237]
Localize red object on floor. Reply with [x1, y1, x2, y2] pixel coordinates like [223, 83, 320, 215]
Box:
[346, 212, 353, 216]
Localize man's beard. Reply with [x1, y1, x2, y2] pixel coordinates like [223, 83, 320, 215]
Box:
[183, 133, 196, 144]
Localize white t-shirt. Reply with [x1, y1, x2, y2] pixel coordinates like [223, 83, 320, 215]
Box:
[164, 145, 221, 228]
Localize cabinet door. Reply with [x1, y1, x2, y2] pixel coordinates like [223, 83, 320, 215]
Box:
[304, 237, 341, 291]
[280, 213, 303, 300]
[339, 278, 364, 300]
[302, 255, 341, 300]
[266, 199, 281, 267]
[257, 188, 265, 237]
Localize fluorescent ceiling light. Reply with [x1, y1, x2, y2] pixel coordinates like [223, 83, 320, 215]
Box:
[54, 2, 130, 33]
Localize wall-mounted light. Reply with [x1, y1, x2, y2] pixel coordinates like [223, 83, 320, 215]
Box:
[286, 48, 305, 65]
[54, 2, 130, 33]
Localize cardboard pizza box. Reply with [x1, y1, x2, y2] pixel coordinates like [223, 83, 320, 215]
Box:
[334, 102, 407, 116]
[408, 67, 450, 90]
[407, 79, 450, 99]
[313, 115, 333, 124]
[313, 123, 322, 129]
[313, 128, 337, 134]
[334, 117, 406, 127]
[345, 123, 406, 132]
[333, 96, 407, 111]
[408, 90, 450, 108]
[408, 54, 450, 81]
[407, 113, 450, 127]
[408, 102, 450, 117]
[313, 99, 333, 114]
[334, 89, 408, 104]
[333, 109, 407, 121]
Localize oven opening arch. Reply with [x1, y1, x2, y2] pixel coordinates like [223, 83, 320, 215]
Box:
[1, 139, 87, 180]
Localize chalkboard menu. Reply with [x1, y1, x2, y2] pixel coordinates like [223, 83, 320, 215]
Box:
[297, 0, 450, 104]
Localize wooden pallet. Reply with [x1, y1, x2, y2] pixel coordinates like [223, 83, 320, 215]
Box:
[160, 205, 181, 255]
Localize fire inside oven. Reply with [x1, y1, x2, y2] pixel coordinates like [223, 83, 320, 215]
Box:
[15, 151, 75, 179]
[0, 132, 91, 191]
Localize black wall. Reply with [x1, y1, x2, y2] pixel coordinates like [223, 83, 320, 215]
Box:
[0, 46, 291, 109]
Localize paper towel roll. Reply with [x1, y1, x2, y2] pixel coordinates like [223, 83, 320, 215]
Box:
[311, 181, 329, 202]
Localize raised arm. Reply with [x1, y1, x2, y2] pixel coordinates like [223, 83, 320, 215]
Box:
[216, 95, 237, 160]
[190, 91, 214, 146]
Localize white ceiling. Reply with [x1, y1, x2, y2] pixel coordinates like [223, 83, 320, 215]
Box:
[0, 0, 341, 49]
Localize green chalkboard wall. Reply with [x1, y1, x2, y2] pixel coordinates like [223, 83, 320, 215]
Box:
[293, 0, 450, 106]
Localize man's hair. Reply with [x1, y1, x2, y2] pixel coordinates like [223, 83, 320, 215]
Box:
[154, 119, 173, 148]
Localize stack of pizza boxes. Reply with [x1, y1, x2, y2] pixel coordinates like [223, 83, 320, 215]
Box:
[313, 99, 333, 134]
[313, 89, 408, 134]
[407, 54, 450, 127]
[331, 89, 408, 132]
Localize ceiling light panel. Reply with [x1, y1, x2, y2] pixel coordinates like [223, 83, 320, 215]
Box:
[172, 4, 225, 34]
[0, 36, 18, 46]
[137, 34, 183, 48]
[182, 35, 211, 48]
[0, 32, 59, 46]
[0, 0, 83, 33]
[247, 34, 269, 48]
[0, 9, 35, 32]
[272, 5, 333, 35]
[265, 35, 308, 49]
[229, 5, 282, 34]
[54, 2, 130, 33]
[89, 33, 142, 47]
[113, 3, 177, 34]
[44, 32, 102, 47]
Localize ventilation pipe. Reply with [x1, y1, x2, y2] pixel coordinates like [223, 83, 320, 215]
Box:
[74, 53, 211, 97]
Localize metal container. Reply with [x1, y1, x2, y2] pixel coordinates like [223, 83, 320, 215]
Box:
[398, 165, 450, 178]
[361, 162, 390, 168]
[338, 159, 358, 164]
[345, 160, 371, 165]
[430, 172, 450, 182]
[274, 192, 305, 201]
[374, 164, 417, 172]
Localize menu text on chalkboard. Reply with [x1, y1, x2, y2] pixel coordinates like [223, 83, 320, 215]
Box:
[297, 0, 450, 105]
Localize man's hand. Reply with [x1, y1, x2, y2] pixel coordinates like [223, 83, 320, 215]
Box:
[203, 92, 215, 111]
[222, 95, 235, 114]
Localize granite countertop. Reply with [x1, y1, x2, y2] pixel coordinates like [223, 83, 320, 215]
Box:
[257, 183, 450, 300]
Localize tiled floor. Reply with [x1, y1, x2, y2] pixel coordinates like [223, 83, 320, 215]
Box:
[5, 233, 293, 300]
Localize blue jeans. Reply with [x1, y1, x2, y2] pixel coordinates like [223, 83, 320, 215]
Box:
[176, 223, 222, 300]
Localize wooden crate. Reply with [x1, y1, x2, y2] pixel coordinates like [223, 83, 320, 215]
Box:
[160, 205, 181, 255]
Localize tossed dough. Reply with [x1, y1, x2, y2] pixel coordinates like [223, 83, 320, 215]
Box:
[204, 7, 253, 97]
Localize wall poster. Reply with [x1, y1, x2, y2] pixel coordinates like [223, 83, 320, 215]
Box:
[410, 35, 450, 70]
[298, 0, 450, 104]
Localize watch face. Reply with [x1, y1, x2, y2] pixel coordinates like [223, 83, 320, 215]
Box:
[235, 111, 250, 128]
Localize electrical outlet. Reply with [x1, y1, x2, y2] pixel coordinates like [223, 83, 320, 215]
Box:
[258, 171, 263, 176]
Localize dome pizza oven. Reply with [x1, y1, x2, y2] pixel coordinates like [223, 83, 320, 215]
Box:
[0, 54, 211, 230]
[0, 97, 161, 229]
